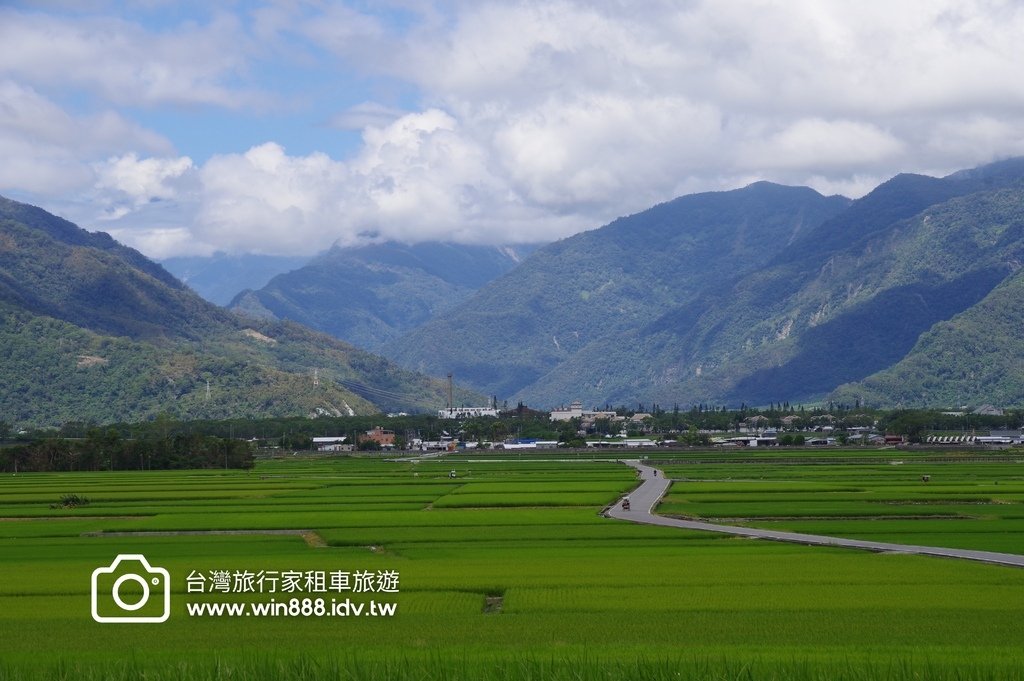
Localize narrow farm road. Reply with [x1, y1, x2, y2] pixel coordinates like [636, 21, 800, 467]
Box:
[607, 460, 1024, 569]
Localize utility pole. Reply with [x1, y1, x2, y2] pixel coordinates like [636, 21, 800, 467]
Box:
[447, 373, 454, 417]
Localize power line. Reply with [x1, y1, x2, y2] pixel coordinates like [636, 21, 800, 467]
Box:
[336, 378, 437, 406]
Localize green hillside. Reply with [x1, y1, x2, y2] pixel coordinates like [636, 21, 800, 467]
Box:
[0, 201, 224, 340]
[229, 241, 536, 350]
[0, 198, 473, 427]
[0, 196, 181, 289]
[832, 266, 1024, 407]
[630, 177, 1024, 407]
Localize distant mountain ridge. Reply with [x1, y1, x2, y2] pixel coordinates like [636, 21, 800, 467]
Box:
[384, 158, 1024, 408]
[384, 181, 851, 400]
[648, 164, 1024, 407]
[0, 198, 226, 341]
[0, 196, 182, 290]
[161, 253, 311, 306]
[0, 197, 476, 426]
[229, 241, 538, 350]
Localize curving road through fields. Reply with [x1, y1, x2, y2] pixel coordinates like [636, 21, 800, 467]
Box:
[606, 460, 1024, 569]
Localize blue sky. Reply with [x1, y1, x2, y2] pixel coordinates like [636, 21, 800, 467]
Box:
[7, 2, 417, 159]
[3, 1, 1024, 258]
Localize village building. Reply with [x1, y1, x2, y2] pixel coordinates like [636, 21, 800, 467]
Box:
[438, 406, 499, 418]
[739, 415, 769, 432]
[550, 400, 585, 421]
[360, 426, 396, 448]
[499, 439, 559, 450]
[312, 436, 353, 452]
[550, 400, 617, 422]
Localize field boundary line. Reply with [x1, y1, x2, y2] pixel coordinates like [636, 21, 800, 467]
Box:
[0, 515, 145, 521]
[606, 460, 1024, 569]
[82, 529, 328, 547]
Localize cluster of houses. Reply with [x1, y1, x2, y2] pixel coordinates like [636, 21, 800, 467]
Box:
[315, 426, 502, 453]
[550, 400, 654, 432]
[305, 400, 1022, 453]
[311, 430, 658, 454]
[711, 432, 904, 447]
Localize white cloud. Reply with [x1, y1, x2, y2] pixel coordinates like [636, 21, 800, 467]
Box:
[93, 153, 194, 220]
[124, 107, 597, 256]
[281, 0, 1024, 250]
[0, 8, 261, 108]
[106, 225, 215, 259]
[328, 101, 409, 130]
[195, 142, 350, 255]
[922, 115, 1024, 162]
[299, 3, 387, 56]
[0, 80, 173, 195]
[746, 119, 905, 171]
[184, 113, 583, 255]
[492, 94, 723, 208]
[7, 1, 1024, 257]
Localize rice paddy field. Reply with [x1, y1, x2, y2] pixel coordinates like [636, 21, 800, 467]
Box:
[658, 451, 1024, 553]
[2, 450, 1024, 680]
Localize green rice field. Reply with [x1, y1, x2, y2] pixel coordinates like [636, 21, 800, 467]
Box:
[659, 452, 1024, 553]
[2, 452, 1024, 679]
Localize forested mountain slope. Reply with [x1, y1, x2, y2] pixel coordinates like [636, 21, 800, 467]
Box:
[0, 198, 470, 426]
[230, 241, 537, 350]
[384, 182, 850, 399]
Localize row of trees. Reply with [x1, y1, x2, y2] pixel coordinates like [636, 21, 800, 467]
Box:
[0, 428, 253, 473]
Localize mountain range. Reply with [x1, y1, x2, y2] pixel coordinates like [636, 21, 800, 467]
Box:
[0, 197, 476, 427]
[161, 253, 310, 306]
[6, 156, 1024, 425]
[228, 241, 537, 351]
[384, 158, 1024, 409]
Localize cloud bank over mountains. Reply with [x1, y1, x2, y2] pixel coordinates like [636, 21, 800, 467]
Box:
[3, 1, 1024, 257]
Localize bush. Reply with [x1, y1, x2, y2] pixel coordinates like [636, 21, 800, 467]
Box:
[50, 494, 89, 509]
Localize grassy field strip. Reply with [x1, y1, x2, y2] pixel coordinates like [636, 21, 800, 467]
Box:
[318, 522, 697, 546]
[749, 519, 1024, 553]
[504, 582, 1024, 612]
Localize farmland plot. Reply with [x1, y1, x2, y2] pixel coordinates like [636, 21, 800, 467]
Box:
[659, 456, 1024, 553]
[1, 454, 1023, 680]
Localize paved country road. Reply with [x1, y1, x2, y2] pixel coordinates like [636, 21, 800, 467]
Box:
[606, 460, 1024, 569]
